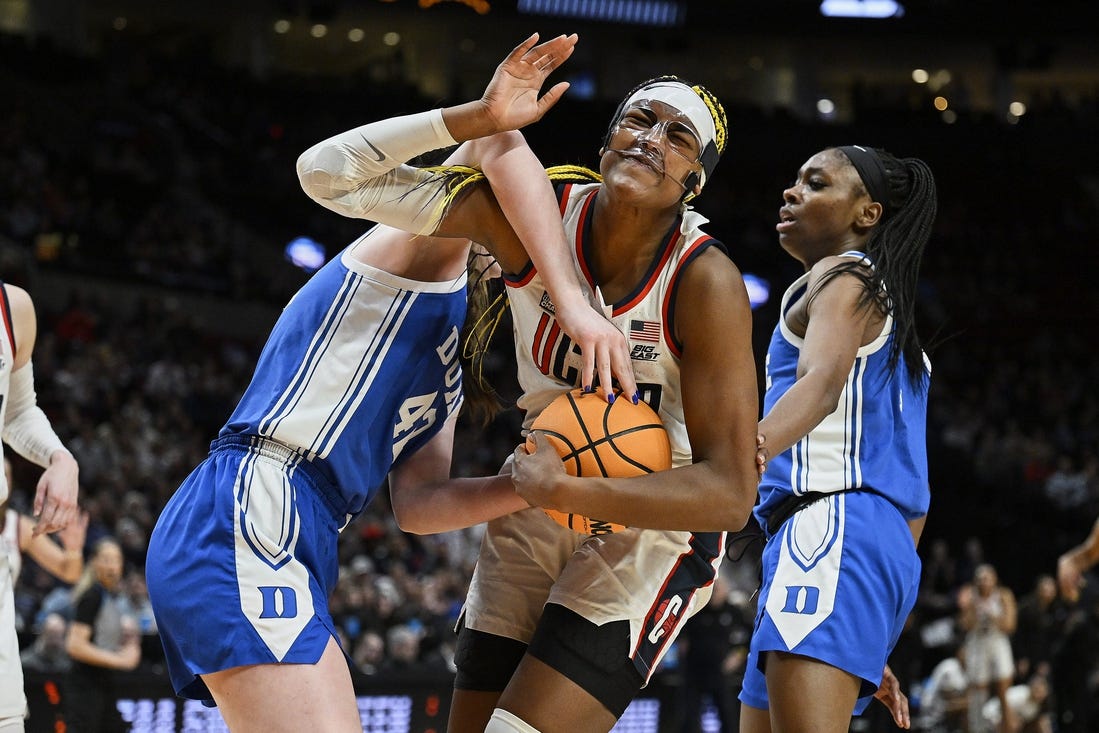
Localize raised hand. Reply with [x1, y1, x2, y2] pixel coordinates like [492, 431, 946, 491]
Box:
[479, 32, 578, 132]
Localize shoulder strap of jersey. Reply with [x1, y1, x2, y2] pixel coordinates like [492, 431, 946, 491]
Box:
[0, 281, 15, 359]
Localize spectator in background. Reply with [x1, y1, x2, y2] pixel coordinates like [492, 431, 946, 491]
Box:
[63, 537, 141, 733]
[19, 612, 71, 674]
[352, 630, 385, 676]
[980, 672, 1053, 733]
[1, 456, 87, 627]
[958, 563, 1018, 733]
[114, 570, 156, 636]
[676, 573, 750, 733]
[1012, 574, 1058, 682]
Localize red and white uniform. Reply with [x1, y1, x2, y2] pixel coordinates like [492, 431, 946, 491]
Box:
[462, 182, 728, 683]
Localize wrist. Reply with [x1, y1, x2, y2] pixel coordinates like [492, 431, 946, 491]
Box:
[441, 101, 499, 143]
[49, 448, 75, 466]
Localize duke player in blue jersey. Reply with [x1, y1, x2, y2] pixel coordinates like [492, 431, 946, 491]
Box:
[145, 33, 640, 733]
[740, 145, 938, 733]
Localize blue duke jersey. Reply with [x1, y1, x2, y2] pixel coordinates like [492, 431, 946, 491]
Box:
[146, 235, 467, 703]
[506, 182, 720, 467]
[222, 239, 466, 519]
[756, 251, 931, 526]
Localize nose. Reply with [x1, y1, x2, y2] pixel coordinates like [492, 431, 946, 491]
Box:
[783, 185, 798, 203]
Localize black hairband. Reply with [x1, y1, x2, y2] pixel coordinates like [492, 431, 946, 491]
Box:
[837, 145, 888, 205]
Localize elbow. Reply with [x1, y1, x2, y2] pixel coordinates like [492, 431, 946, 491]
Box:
[390, 501, 430, 536]
[295, 145, 342, 201]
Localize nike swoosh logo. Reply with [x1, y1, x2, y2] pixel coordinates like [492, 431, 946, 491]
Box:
[359, 134, 385, 162]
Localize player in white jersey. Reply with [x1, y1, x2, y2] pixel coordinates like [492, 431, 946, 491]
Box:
[267, 41, 759, 732]
[429, 77, 761, 733]
[740, 145, 938, 733]
[0, 283, 80, 733]
[145, 34, 641, 733]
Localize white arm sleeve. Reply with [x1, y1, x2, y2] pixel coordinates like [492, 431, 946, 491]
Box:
[3, 361, 68, 468]
[296, 109, 461, 235]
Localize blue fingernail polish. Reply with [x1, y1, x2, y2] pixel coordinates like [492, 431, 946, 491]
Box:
[607, 393, 616, 404]
[583, 385, 593, 393]
[632, 391, 640, 405]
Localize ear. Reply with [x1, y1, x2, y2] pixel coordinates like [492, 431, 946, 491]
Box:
[857, 201, 883, 228]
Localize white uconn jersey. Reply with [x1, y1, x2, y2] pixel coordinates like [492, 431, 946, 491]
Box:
[0, 285, 14, 504]
[505, 182, 722, 468]
[221, 240, 466, 518]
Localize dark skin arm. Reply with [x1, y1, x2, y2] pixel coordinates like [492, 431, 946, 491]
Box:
[514, 248, 759, 531]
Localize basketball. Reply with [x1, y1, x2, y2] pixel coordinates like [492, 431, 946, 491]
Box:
[525, 388, 672, 535]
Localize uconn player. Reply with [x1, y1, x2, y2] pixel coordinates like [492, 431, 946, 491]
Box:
[741, 146, 938, 733]
[145, 33, 636, 733]
[452, 80, 761, 732]
[0, 283, 80, 733]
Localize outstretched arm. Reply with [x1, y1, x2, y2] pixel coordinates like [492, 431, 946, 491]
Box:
[1058, 516, 1099, 601]
[388, 414, 527, 535]
[460, 132, 636, 401]
[297, 33, 634, 401]
[296, 32, 576, 236]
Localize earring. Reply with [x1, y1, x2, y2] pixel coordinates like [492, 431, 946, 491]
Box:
[598, 147, 605, 156]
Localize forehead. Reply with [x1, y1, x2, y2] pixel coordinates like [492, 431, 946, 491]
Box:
[623, 99, 698, 129]
[620, 81, 716, 144]
[802, 149, 849, 173]
[799, 149, 861, 186]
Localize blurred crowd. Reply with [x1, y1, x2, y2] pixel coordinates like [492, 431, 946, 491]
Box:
[2, 26, 1099, 732]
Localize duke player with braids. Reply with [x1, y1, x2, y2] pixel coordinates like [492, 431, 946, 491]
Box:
[0, 282, 80, 733]
[146, 33, 639, 733]
[447, 76, 759, 731]
[741, 145, 938, 733]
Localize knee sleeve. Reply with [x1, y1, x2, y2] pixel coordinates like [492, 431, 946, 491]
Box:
[453, 625, 528, 691]
[485, 708, 542, 733]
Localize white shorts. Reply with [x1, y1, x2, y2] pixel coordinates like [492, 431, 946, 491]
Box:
[461, 506, 726, 682]
[0, 554, 26, 721]
[964, 631, 1014, 685]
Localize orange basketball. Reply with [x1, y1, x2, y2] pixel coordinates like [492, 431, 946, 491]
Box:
[526, 388, 672, 535]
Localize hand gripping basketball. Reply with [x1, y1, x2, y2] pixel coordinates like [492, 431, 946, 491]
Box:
[524, 388, 672, 535]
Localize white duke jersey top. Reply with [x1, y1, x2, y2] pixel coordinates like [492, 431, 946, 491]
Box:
[756, 251, 931, 522]
[221, 236, 466, 518]
[0, 283, 15, 504]
[504, 182, 724, 467]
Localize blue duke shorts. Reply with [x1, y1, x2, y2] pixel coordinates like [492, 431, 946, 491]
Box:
[146, 435, 344, 705]
[739, 490, 920, 715]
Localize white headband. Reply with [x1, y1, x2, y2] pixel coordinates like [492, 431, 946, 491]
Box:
[622, 81, 717, 157]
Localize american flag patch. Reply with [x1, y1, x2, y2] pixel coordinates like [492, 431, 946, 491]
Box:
[629, 319, 660, 342]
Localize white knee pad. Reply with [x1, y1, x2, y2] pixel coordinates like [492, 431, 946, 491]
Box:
[484, 708, 542, 733]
